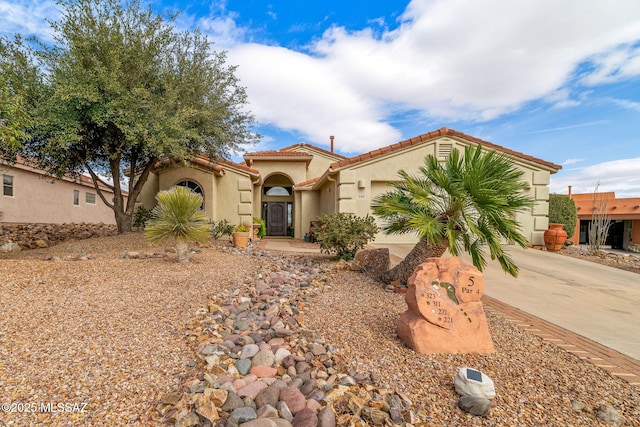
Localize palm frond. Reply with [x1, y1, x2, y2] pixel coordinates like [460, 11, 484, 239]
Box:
[371, 144, 534, 277]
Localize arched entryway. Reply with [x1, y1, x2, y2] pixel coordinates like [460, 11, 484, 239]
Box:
[261, 174, 294, 237]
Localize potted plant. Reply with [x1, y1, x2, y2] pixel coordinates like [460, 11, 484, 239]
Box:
[253, 217, 266, 240]
[232, 222, 251, 248]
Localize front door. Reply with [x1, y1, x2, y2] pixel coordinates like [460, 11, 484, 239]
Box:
[268, 202, 287, 236]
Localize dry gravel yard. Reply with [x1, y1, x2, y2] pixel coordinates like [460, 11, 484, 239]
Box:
[1, 234, 639, 426]
[0, 234, 258, 426]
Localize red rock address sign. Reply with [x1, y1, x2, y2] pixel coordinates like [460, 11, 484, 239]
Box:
[397, 257, 494, 354]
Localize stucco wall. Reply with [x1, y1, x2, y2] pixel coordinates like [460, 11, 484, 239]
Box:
[249, 161, 308, 186]
[287, 146, 343, 181]
[1, 164, 117, 224]
[137, 162, 257, 227]
[333, 137, 553, 245]
[318, 180, 336, 216]
[136, 172, 159, 209]
[156, 165, 216, 218]
[296, 190, 321, 237]
[215, 169, 254, 226]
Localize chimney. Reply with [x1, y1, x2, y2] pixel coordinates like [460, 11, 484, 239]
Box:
[330, 135, 335, 153]
[568, 185, 572, 198]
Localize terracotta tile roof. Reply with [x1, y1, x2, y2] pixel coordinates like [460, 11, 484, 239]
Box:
[244, 150, 313, 158]
[294, 177, 320, 188]
[329, 127, 562, 171]
[215, 157, 260, 176]
[152, 155, 260, 176]
[5, 155, 119, 193]
[280, 143, 347, 159]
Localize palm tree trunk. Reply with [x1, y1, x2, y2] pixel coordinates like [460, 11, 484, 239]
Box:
[379, 236, 448, 286]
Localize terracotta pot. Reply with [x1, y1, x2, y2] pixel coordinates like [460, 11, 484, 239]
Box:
[232, 232, 250, 248]
[544, 223, 567, 252]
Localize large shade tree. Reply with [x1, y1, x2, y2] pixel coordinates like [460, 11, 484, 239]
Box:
[0, 0, 259, 232]
[371, 145, 534, 286]
[0, 39, 33, 153]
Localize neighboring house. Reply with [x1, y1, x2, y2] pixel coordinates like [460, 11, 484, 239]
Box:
[1, 158, 119, 224]
[569, 190, 640, 250]
[137, 127, 562, 246]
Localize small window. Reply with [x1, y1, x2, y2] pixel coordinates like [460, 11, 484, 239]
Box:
[2, 175, 13, 197]
[86, 192, 96, 204]
[73, 190, 79, 205]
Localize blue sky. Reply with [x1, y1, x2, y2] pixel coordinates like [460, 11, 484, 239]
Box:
[2, 0, 640, 196]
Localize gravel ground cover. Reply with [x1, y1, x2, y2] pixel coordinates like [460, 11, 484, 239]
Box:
[0, 234, 257, 426]
[1, 234, 639, 426]
[304, 265, 640, 426]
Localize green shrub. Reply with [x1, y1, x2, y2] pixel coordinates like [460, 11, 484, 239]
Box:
[253, 217, 267, 237]
[311, 213, 379, 260]
[210, 219, 234, 240]
[133, 205, 154, 229]
[549, 194, 577, 238]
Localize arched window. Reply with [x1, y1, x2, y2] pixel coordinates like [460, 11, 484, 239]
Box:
[264, 186, 291, 196]
[175, 180, 204, 209]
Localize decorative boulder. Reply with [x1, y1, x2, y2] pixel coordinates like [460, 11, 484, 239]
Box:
[352, 248, 390, 278]
[397, 257, 494, 354]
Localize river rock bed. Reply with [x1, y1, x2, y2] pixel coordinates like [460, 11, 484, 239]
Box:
[159, 253, 424, 426]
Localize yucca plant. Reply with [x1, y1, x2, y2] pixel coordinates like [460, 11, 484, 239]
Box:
[372, 145, 534, 285]
[145, 186, 210, 263]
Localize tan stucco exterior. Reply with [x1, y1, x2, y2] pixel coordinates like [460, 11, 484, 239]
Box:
[1, 161, 119, 224]
[136, 128, 561, 244]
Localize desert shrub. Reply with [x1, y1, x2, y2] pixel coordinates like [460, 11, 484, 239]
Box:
[548, 194, 577, 238]
[311, 213, 378, 260]
[133, 205, 154, 229]
[145, 187, 210, 263]
[210, 219, 234, 240]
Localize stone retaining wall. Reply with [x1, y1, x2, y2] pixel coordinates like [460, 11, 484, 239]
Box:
[0, 223, 118, 250]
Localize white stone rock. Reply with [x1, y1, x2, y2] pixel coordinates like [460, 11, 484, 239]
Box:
[454, 367, 496, 399]
[0, 242, 21, 253]
[275, 347, 291, 365]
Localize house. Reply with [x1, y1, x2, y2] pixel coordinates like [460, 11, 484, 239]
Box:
[1, 158, 118, 224]
[136, 127, 562, 246]
[569, 190, 640, 251]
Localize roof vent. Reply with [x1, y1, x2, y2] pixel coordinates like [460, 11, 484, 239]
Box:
[438, 142, 453, 159]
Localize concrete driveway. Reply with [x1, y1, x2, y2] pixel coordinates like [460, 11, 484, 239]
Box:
[373, 244, 640, 360]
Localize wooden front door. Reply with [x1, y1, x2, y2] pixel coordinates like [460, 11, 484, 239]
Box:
[267, 202, 287, 236]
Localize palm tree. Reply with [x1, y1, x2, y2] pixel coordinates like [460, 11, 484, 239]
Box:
[371, 145, 533, 285]
[145, 186, 211, 263]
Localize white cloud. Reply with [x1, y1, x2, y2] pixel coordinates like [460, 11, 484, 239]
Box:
[0, 0, 59, 41]
[219, 0, 640, 150]
[580, 44, 640, 86]
[611, 98, 640, 113]
[562, 158, 585, 166]
[228, 43, 402, 153]
[4, 0, 640, 157]
[550, 158, 640, 198]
